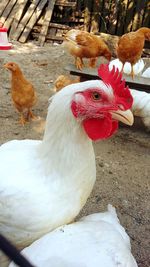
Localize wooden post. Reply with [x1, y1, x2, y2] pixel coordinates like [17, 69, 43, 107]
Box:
[107, 0, 119, 35]
[123, 0, 135, 33]
[98, 0, 110, 33]
[4, 1, 18, 30]
[9, 0, 29, 39]
[38, 0, 56, 46]
[84, 0, 93, 32]
[90, 0, 101, 33]
[116, 0, 129, 35]
[12, 0, 42, 41]
[0, 0, 10, 17]
[19, 0, 47, 43]
[132, 0, 146, 31]
[0, 0, 17, 25]
[142, 0, 150, 27]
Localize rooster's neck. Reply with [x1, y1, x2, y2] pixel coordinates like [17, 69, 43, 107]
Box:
[11, 70, 27, 85]
[137, 27, 150, 38]
[38, 89, 95, 177]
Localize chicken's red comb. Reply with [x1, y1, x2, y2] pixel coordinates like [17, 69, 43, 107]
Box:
[98, 64, 133, 110]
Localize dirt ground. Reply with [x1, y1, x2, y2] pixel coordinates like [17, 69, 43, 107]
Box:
[0, 42, 149, 267]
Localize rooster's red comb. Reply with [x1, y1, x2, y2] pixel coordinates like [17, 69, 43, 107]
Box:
[98, 64, 133, 110]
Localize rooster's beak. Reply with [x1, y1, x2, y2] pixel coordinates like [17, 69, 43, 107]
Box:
[111, 109, 134, 126]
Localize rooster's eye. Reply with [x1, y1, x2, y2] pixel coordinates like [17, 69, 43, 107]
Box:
[92, 92, 101, 101]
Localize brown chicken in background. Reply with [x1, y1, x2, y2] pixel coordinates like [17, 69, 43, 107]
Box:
[4, 62, 37, 125]
[54, 75, 80, 92]
[64, 29, 111, 70]
[116, 27, 150, 79]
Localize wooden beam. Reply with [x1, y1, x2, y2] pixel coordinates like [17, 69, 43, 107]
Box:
[132, 0, 146, 31]
[65, 62, 150, 92]
[19, 0, 47, 43]
[90, 0, 100, 32]
[49, 22, 70, 30]
[0, 0, 17, 25]
[142, 1, 150, 27]
[32, 32, 64, 42]
[3, 0, 18, 30]
[12, 0, 42, 41]
[48, 27, 57, 42]
[98, 0, 109, 33]
[55, 0, 76, 7]
[123, 0, 134, 33]
[47, 35, 63, 42]
[0, 0, 10, 17]
[116, 0, 128, 35]
[107, 0, 119, 35]
[84, 0, 93, 32]
[9, 0, 29, 39]
[38, 0, 56, 46]
[36, 22, 70, 29]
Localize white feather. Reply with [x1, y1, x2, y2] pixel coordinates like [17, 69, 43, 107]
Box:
[130, 89, 150, 130]
[109, 59, 123, 72]
[0, 80, 113, 265]
[109, 59, 145, 76]
[9, 205, 137, 267]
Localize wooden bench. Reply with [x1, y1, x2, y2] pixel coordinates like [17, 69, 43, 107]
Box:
[65, 59, 150, 93]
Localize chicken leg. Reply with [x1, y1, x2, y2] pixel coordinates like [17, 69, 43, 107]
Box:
[27, 109, 37, 121]
[19, 113, 27, 126]
[130, 64, 134, 80]
[75, 57, 84, 70]
[89, 58, 97, 68]
[121, 62, 134, 80]
[121, 63, 125, 74]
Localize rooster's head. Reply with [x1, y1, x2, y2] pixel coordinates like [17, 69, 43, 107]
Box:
[4, 62, 20, 72]
[71, 64, 133, 141]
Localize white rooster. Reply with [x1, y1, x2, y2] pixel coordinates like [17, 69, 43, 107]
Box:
[109, 61, 150, 131]
[130, 89, 150, 131]
[0, 65, 134, 267]
[109, 58, 145, 76]
[9, 205, 137, 267]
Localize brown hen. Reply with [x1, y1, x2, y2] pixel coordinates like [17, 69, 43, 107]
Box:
[64, 29, 111, 70]
[116, 27, 150, 79]
[4, 62, 37, 125]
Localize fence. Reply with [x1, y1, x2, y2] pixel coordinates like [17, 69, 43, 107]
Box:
[0, 0, 149, 44]
[75, 0, 150, 35]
